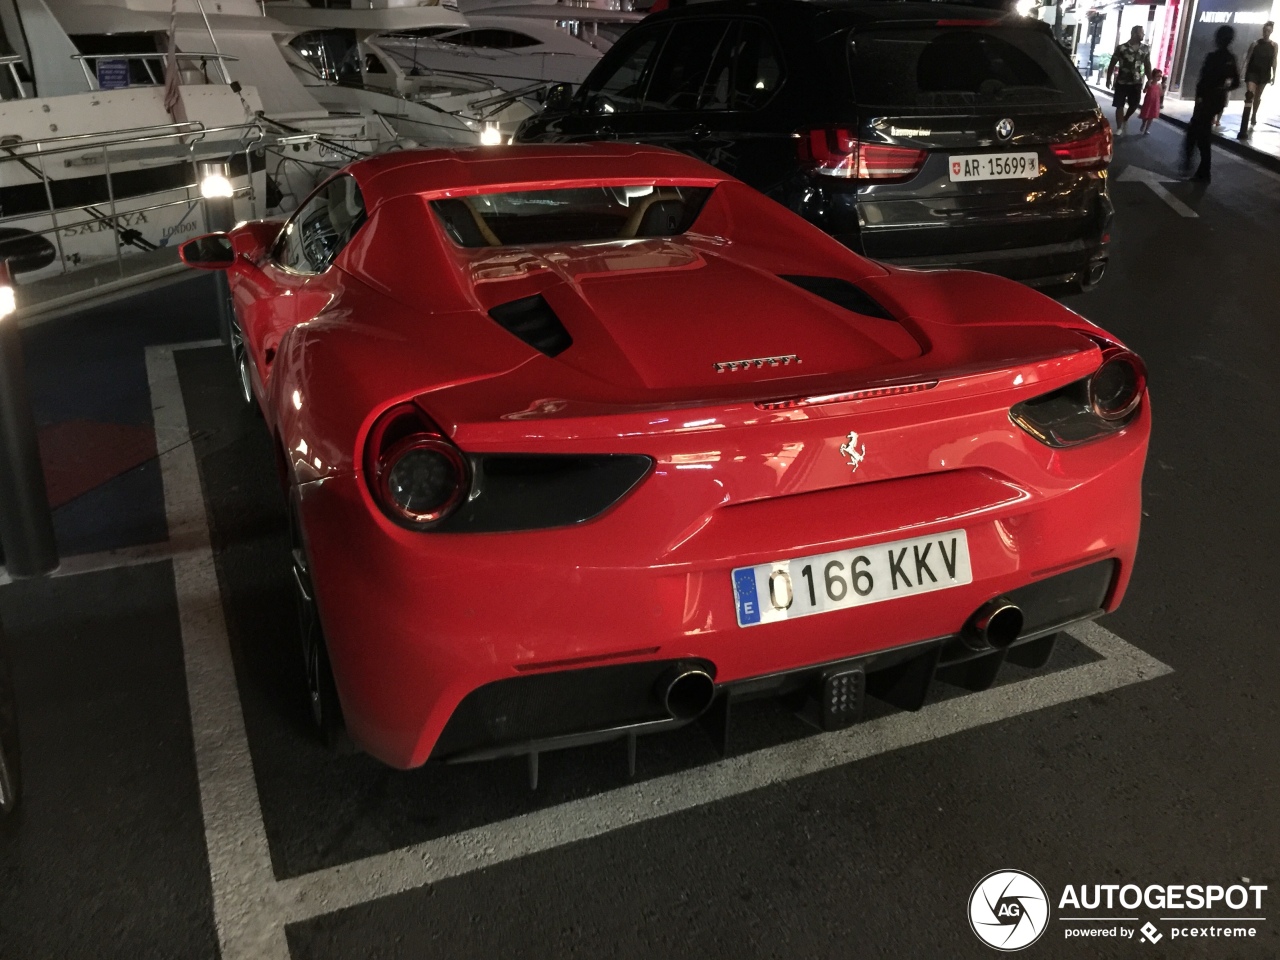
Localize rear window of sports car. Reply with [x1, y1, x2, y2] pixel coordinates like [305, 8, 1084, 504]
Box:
[429, 185, 713, 247]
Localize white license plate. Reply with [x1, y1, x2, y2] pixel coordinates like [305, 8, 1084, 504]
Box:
[731, 530, 972, 628]
[948, 152, 1040, 181]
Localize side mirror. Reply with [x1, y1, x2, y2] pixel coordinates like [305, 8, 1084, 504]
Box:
[179, 233, 235, 270]
[232, 220, 284, 261]
[544, 82, 574, 113]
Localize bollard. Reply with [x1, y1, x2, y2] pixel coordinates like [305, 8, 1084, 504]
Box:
[0, 260, 58, 579]
[199, 160, 237, 346]
[0, 617, 19, 813]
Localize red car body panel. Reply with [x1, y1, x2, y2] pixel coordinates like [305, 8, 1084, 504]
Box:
[207, 144, 1150, 769]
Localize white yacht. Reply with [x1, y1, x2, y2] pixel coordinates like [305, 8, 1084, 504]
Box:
[374, 4, 643, 93]
[268, 0, 535, 145]
[0, 0, 275, 282]
[457, 0, 643, 50]
[44, 0, 411, 212]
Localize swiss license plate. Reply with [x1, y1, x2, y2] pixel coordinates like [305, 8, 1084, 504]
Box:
[948, 152, 1040, 181]
[731, 530, 972, 628]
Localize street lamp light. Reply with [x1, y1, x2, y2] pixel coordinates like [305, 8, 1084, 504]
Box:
[197, 162, 237, 348]
[199, 160, 234, 200]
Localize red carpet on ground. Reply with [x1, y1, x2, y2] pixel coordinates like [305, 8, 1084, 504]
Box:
[37, 420, 158, 508]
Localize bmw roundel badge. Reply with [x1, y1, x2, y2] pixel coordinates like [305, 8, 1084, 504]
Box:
[995, 118, 1015, 141]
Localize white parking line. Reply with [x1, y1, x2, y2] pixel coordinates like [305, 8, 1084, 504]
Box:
[148, 342, 288, 960]
[147, 343, 1174, 960]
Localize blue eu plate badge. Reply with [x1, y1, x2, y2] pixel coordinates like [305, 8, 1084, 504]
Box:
[732, 567, 762, 626]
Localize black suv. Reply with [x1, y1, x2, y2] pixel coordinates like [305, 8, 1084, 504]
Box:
[516, 0, 1113, 290]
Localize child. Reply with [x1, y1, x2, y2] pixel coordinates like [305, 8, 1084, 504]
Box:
[1140, 70, 1165, 134]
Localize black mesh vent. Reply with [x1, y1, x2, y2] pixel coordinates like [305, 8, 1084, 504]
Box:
[780, 275, 895, 321]
[488, 294, 573, 357]
[433, 658, 714, 758]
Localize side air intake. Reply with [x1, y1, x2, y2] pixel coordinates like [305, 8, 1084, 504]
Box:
[780, 275, 895, 321]
[488, 294, 573, 357]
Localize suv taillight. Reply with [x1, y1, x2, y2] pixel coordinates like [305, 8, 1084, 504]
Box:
[799, 129, 927, 182]
[1050, 125, 1113, 172]
[364, 403, 469, 527]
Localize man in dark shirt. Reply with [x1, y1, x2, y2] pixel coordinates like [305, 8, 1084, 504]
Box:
[1239, 21, 1276, 138]
[1183, 26, 1240, 181]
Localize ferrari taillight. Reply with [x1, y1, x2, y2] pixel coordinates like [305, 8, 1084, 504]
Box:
[1010, 345, 1146, 448]
[365, 403, 469, 527]
[1050, 125, 1113, 172]
[799, 129, 927, 182]
[1089, 348, 1147, 421]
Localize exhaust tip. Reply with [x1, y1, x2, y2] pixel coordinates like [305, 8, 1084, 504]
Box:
[962, 598, 1024, 651]
[1085, 260, 1107, 287]
[656, 666, 716, 721]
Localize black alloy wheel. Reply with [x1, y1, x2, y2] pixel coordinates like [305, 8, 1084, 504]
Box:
[228, 315, 259, 415]
[289, 495, 345, 750]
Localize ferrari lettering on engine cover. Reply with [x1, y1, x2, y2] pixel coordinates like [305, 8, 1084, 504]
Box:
[712, 354, 799, 373]
[732, 530, 974, 627]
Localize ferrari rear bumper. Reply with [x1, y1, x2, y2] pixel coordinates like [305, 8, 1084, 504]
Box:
[431, 558, 1115, 765]
[296, 402, 1147, 769]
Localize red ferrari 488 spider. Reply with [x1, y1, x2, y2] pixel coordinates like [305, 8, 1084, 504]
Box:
[181, 144, 1149, 771]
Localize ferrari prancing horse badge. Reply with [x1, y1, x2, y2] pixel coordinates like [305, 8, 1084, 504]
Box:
[839, 432, 867, 473]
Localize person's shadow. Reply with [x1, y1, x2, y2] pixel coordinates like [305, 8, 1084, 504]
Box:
[1184, 178, 1211, 203]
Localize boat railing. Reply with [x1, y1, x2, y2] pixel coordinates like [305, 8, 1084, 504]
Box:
[0, 121, 270, 282]
[0, 56, 25, 98]
[70, 52, 241, 90]
[466, 80, 548, 114]
[0, 121, 205, 155]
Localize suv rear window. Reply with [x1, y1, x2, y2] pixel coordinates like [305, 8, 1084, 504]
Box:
[848, 26, 1093, 109]
[430, 185, 712, 247]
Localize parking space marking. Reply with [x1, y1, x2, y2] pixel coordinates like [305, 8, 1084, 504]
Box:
[1117, 165, 1200, 218]
[149, 342, 289, 960]
[148, 343, 1174, 960]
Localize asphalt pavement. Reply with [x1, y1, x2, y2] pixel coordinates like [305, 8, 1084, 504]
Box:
[1, 113, 1278, 959]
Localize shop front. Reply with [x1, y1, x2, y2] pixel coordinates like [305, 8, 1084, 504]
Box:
[1171, 0, 1275, 97]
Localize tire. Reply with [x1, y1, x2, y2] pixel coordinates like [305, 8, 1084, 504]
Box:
[289, 495, 346, 750]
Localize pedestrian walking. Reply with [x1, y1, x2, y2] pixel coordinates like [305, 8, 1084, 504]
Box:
[1108, 26, 1152, 135]
[1139, 69, 1164, 134]
[1183, 26, 1240, 182]
[1238, 21, 1277, 139]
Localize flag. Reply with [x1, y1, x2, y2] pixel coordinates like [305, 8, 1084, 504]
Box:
[163, 0, 187, 123]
